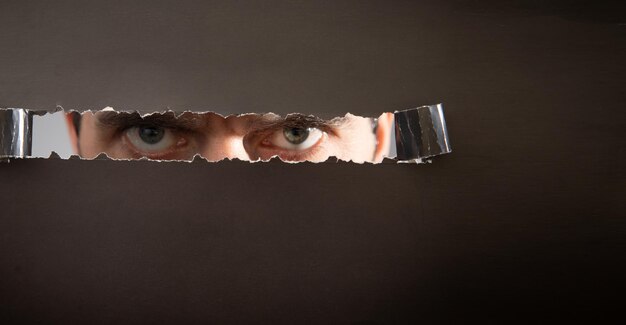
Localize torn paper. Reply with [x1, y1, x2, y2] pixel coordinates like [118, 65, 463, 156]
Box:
[2, 105, 451, 163]
[0, 109, 32, 158]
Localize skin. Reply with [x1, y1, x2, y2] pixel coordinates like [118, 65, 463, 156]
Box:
[66, 111, 393, 163]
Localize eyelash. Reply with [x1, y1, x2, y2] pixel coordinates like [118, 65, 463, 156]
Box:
[263, 142, 325, 161]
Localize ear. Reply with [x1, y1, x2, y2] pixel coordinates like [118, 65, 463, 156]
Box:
[64, 113, 80, 155]
[373, 112, 394, 163]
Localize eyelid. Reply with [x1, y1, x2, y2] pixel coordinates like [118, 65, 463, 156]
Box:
[248, 115, 337, 137]
[96, 112, 204, 133]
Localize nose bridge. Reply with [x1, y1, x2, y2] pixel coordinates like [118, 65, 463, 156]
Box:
[222, 134, 250, 161]
[224, 115, 253, 160]
[201, 115, 252, 161]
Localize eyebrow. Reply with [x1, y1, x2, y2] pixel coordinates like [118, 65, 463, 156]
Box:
[95, 112, 206, 131]
[246, 113, 344, 134]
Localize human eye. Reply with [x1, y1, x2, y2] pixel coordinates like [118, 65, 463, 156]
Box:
[254, 126, 327, 162]
[243, 113, 335, 162]
[263, 127, 324, 151]
[123, 125, 189, 159]
[90, 112, 202, 160]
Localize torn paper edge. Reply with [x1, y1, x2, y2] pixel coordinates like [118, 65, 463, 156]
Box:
[1, 104, 451, 164]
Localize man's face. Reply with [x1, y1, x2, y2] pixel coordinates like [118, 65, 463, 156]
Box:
[70, 111, 393, 163]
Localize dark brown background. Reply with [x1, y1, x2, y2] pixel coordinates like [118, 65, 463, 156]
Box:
[1, 0, 624, 323]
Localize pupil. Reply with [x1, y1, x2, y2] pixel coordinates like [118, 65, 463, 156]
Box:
[138, 126, 165, 144]
[283, 127, 309, 145]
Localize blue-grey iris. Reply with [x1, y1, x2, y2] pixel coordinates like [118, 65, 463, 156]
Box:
[283, 127, 309, 145]
[138, 126, 165, 144]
